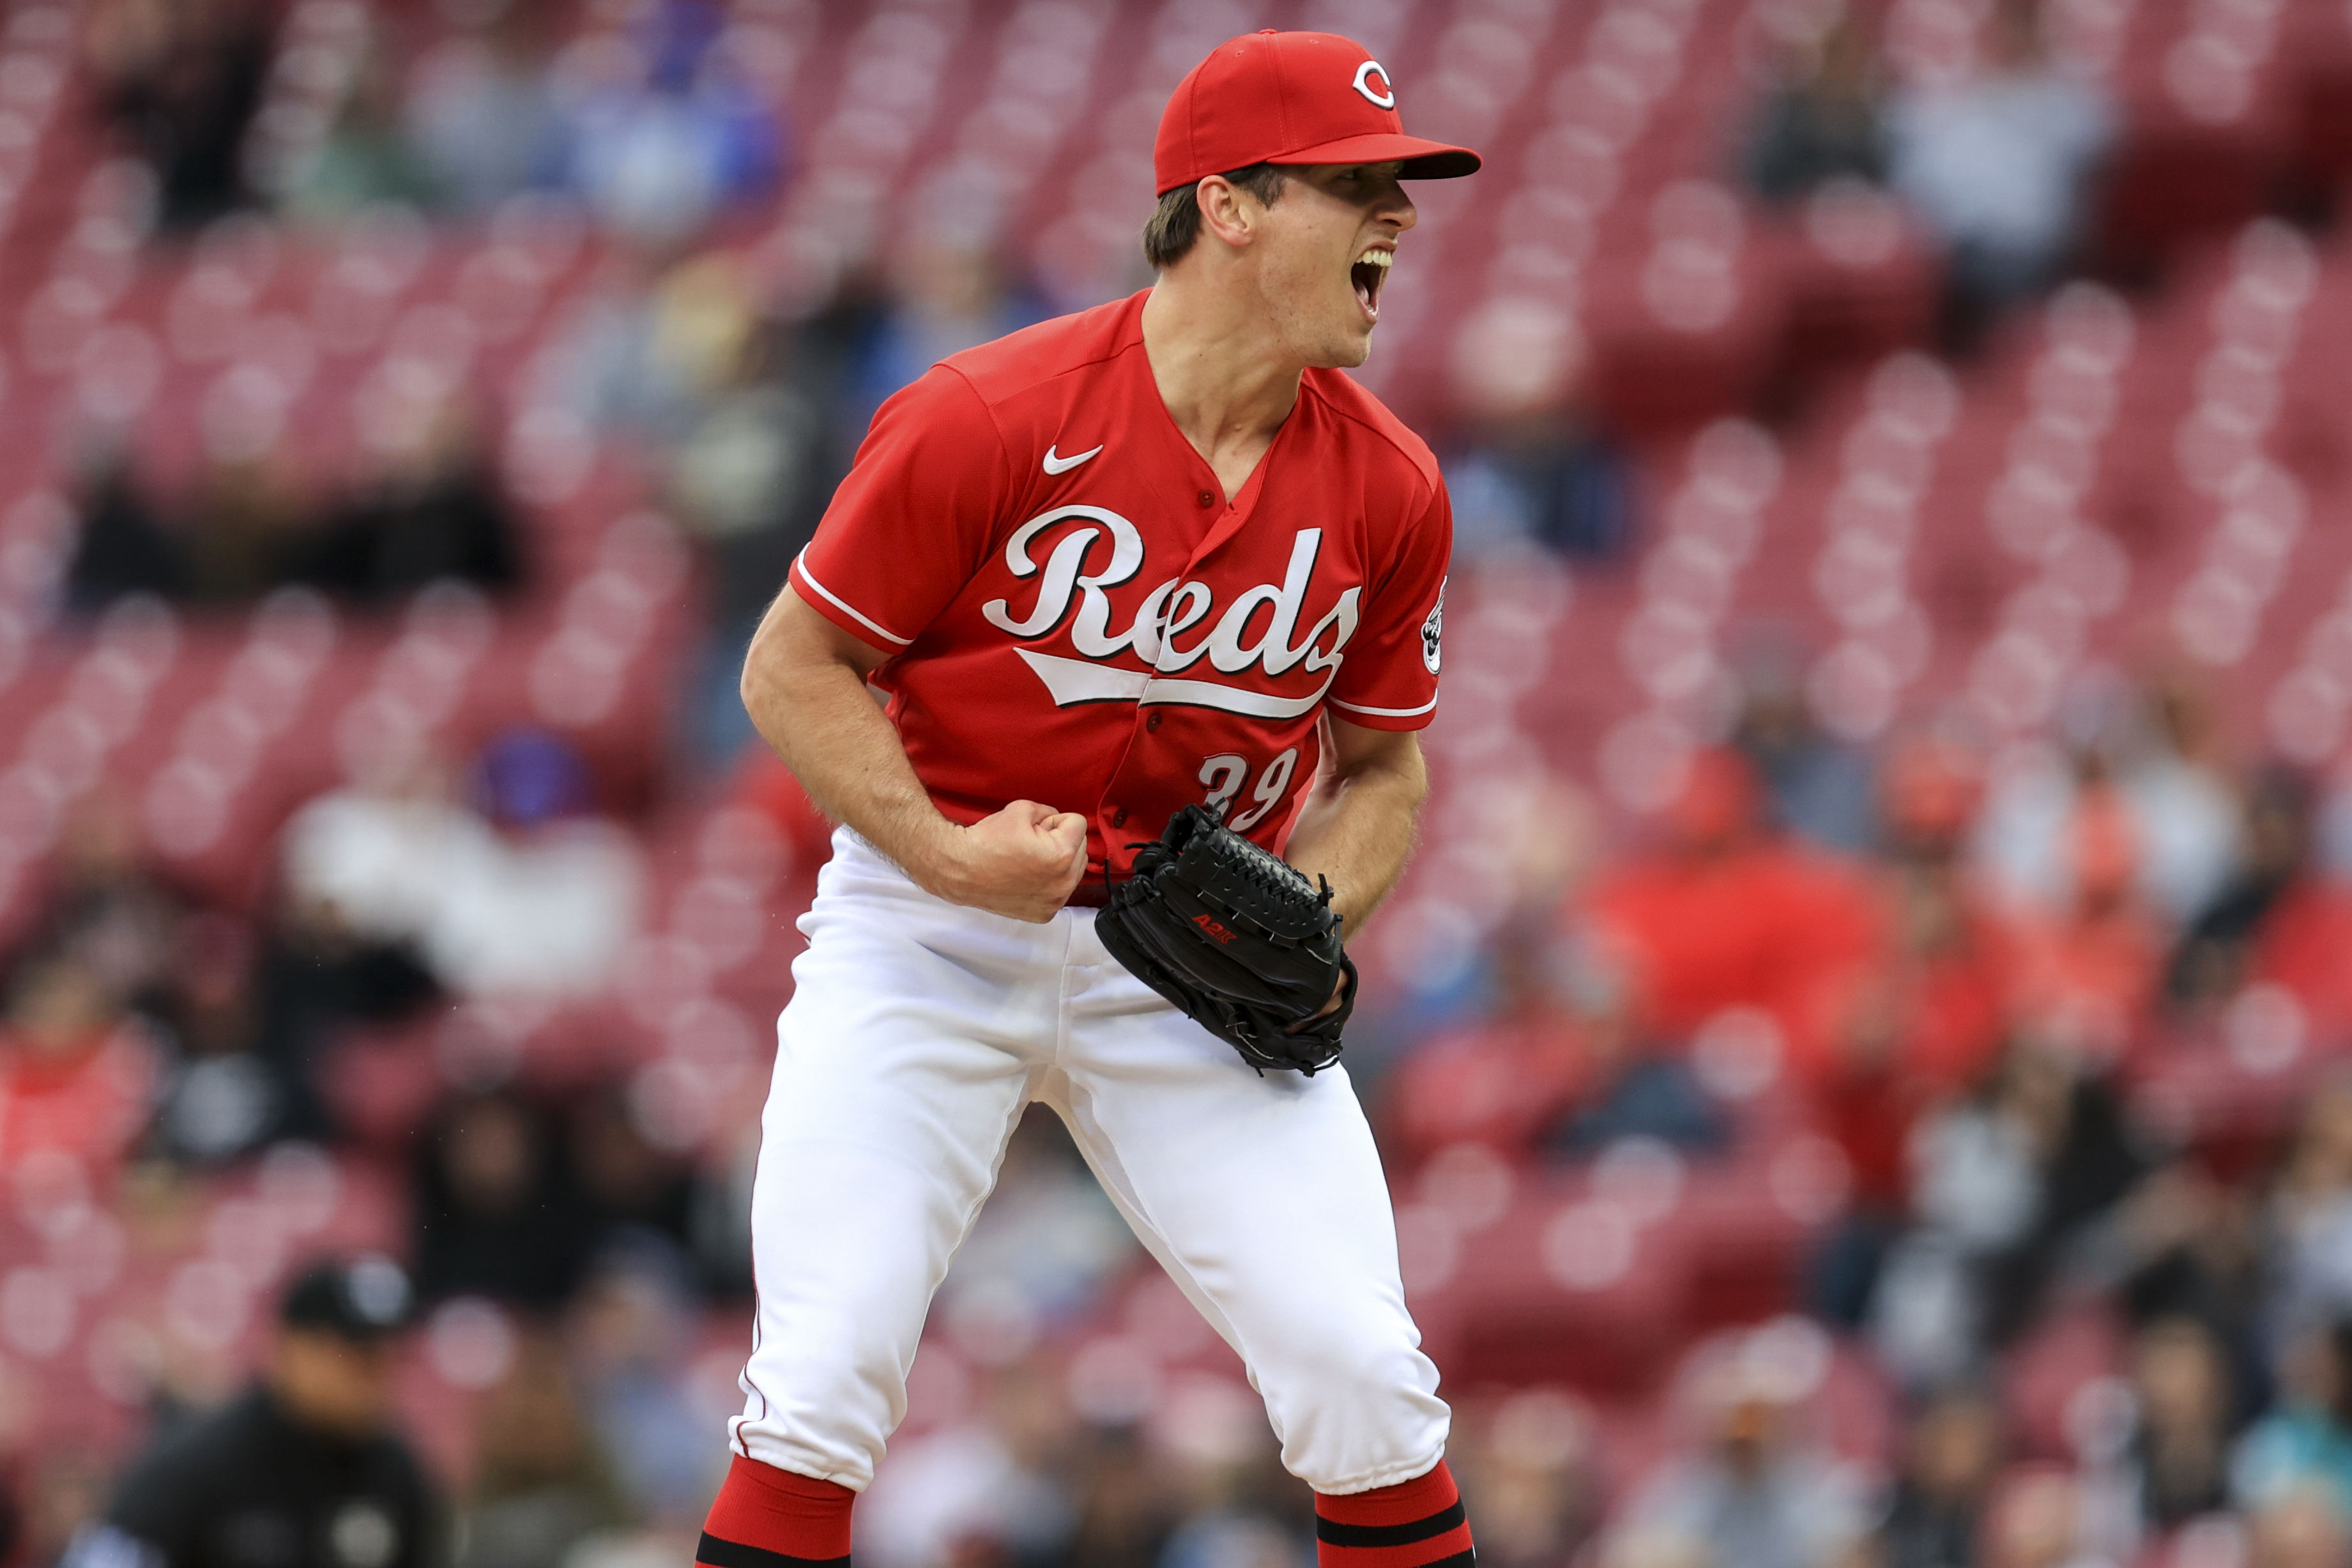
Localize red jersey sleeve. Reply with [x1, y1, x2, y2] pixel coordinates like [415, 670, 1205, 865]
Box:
[1325, 481, 1451, 731]
[789, 366, 1012, 652]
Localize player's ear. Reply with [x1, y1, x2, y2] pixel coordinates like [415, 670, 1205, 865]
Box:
[1195, 174, 1260, 252]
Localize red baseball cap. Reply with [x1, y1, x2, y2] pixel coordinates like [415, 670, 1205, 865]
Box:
[1154, 31, 1483, 197]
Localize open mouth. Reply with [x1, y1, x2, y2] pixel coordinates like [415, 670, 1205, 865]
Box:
[1351, 247, 1392, 319]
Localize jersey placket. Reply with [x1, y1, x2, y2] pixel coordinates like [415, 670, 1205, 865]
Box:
[1090, 417, 1292, 847]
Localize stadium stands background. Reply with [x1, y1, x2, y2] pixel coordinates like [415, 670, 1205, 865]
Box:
[6, 0, 2352, 1563]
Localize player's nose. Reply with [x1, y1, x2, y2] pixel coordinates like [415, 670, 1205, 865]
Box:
[1374, 178, 1417, 233]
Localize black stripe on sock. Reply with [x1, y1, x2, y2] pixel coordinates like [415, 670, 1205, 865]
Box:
[1315, 1500, 1469, 1548]
[696, 1531, 850, 1568]
[1421, 1552, 1476, 1567]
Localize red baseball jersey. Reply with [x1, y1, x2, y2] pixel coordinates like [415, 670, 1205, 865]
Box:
[788, 290, 1451, 877]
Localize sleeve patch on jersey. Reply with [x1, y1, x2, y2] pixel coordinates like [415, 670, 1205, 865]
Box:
[1421, 578, 1446, 674]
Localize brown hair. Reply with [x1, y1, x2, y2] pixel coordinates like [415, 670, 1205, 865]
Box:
[1141, 164, 1288, 269]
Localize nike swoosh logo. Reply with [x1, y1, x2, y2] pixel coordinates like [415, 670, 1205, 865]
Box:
[1042, 443, 1103, 475]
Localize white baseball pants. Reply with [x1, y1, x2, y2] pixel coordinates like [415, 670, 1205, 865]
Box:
[728, 830, 1450, 1495]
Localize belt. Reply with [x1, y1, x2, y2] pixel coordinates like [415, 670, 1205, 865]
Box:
[1064, 879, 1111, 909]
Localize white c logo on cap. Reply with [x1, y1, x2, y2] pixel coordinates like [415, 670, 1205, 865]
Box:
[1352, 59, 1395, 109]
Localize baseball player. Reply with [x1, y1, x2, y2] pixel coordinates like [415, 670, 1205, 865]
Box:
[698, 31, 1479, 1568]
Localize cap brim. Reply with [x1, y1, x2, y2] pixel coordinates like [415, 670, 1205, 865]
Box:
[1267, 132, 1481, 179]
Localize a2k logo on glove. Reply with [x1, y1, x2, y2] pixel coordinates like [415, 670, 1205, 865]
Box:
[980, 506, 1361, 719]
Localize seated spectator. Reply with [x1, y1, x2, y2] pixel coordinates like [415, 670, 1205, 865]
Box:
[63, 449, 186, 609]
[563, 1248, 728, 1526]
[284, 53, 442, 224]
[1744, 13, 1891, 204]
[1620, 1332, 1869, 1568]
[2236, 1320, 2352, 1521]
[2172, 768, 2352, 1035]
[283, 732, 643, 1000]
[1444, 300, 1630, 561]
[1386, 917, 1603, 1166]
[561, 0, 782, 247]
[1582, 749, 1875, 1086]
[1456, 1390, 1603, 1568]
[182, 453, 310, 607]
[459, 1330, 630, 1568]
[2125, 1315, 2240, 1530]
[1886, 0, 2112, 349]
[1875, 1384, 2004, 1568]
[312, 397, 523, 605]
[0, 952, 156, 1178]
[2247, 1483, 2352, 1568]
[83, 0, 275, 230]
[20, 790, 188, 1015]
[2265, 1076, 2352, 1344]
[1879, 1042, 2143, 1379]
[1730, 653, 1876, 855]
[1978, 1466, 2087, 1568]
[2011, 781, 2162, 1065]
[404, 1, 565, 214]
[412, 1087, 598, 1311]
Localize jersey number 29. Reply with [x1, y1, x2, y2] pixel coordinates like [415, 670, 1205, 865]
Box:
[1198, 749, 1299, 832]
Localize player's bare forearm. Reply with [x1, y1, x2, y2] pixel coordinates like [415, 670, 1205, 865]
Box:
[1283, 717, 1427, 935]
[740, 591, 1087, 921]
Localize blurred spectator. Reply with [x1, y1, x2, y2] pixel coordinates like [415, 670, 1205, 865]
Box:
[1745, 15, 1891, 204]
[663, 303, 844, 765]
[1578, 749, 1872, 1092]
[20, 791, 189, 1014]
[2123, 1316, 2240, 1529]
[1443, 301, 1630, 561]
[561, 0, 782, 247]
[1456, 1390, 1603, 1568]
[64, 1256, 436, 1568]
[2246, 1485, 2352, 1568]
[1055, 1427, 1180, 1568]
[312, 399, 524, 605]
[1886, 0, 2112, 348]
[2264, 1078, 2352, 1346]
[183, 454, 310, 607]
[564, 1249, 725, 1525]
[148, 878, 439, 1166]
[0, 951, 156, 1178]
[853, 1360, 1082, 1568]
[1874, 1385, 2003, 1568]
[84, 0, 275, 230]
[2011, 782, 2163, 1066]
[404, 3, 565, 214]
[2171, 769, 2352, 1033]
[1619, 1333, 1868, 1568]
[412, 1088, 597, 1311]
[66, 450, 188, 609]
[1879, 1043, 2145, 1381]
[1844, 738, 2019, 1101]
[1977, 1466, 2086, 1568]
[286, 53, 442, 223]
[849, 240, 1043, 433]
[283, 733, 643, 1000]
[457, 1331, 629, 1568]
[1385, 917, 1601, 1166]
[1730, 656, 1876, 855]
[2238, 1322, 2352, 1519]
[556, 249, 752, 441]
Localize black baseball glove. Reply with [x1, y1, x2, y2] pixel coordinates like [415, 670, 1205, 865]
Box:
[1094, 804, 1357, 1075]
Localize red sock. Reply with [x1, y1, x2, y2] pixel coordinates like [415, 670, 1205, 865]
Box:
[697, 1454, 855, 1568]
[1315, 1459, 1475, 1566]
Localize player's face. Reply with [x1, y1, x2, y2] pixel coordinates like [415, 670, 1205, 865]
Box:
[1253, 163, 1416, 370]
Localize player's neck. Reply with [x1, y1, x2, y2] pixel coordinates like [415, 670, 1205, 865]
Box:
[1140, 277, 1303, 494]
